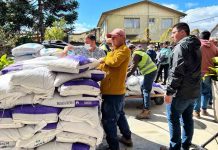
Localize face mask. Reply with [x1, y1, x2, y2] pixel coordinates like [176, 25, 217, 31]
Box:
[84, 43, 91, 49]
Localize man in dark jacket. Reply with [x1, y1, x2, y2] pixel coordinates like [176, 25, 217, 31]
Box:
[161, 23, 201, 150]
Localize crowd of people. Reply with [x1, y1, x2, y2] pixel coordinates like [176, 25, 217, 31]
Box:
[61, 22, 218, 150]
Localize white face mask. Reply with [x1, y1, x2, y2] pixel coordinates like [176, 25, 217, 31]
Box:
[84, 43, 91, 49]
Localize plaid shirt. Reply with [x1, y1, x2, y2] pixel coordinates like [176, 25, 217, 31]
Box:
[73, 46, 106, 59]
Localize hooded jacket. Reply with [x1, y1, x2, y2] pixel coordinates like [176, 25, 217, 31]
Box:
[201, 39, 218, 76]
[166, 35, 201, 99]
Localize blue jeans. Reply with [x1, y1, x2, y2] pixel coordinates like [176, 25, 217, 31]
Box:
[194, 76, 212, 112]
[141, 70, 157, 109]
[166, 97, 196, 150]
[101, 95, 131, 150]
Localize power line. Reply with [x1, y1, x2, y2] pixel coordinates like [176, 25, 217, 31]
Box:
[187, 16, 218, 24]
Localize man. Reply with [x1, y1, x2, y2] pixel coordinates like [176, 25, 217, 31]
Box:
[193, 31, 218, 118]
[98, 28, 132, 150]
[127, 47, 157, 119]
[61, 34, 105, 59]
[161, 23, 201, 150]
[155, 41, 172, 85]
[146, 44, 157, 63]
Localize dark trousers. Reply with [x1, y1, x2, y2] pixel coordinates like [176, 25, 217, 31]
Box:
[155, 64, 169, 83]
[101, 95, 131, 150]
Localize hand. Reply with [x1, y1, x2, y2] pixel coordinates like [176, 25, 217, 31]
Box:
[60, 45, 74, 57]
[60, 50, 67, 57]
[99, 57, 105, 63]
[164, 95, 172, 104]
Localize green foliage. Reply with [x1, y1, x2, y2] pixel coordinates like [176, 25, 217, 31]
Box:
[0, 0, 79, 41]
[44, 18, 67, 40]
[160, 28, 172, 43]
[0, 0, 34, 33]
[16, 33, 35, 46]
[0, 54, 14, 71]
[0, 26, 18, 51]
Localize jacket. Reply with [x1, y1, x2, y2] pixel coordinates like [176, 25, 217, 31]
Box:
[98, 44, 130, 95]
[159, 48, 173, 64]
[127, 50, 157, 76]
[200, 39, 218, 76]
[146, 49, 157, 63]
[166, 35, 201, 99]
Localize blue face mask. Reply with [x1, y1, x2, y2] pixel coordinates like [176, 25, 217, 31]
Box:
[84, 43, 91, 49]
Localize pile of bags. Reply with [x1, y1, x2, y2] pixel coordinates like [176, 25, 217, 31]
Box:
[0, 44, 105, 150]
[12, 41, 68, 63]
[126, 75, 165, 96]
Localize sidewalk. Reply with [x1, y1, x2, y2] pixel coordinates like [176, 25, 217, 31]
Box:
[98, 99, 218, 150]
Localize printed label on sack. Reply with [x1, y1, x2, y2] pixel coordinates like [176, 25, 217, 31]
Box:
[57, 101, 74, 106]
[75, 100, 99, 107]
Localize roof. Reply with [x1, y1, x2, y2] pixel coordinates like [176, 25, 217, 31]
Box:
[211, 24, 218, 33]
[97, 0, 186, 27]
[71, 27, 100, 35]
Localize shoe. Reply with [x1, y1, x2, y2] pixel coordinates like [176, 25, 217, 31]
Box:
[193, 111, 200, 119]
[201, 109, 209, 116]
[135, 109, 151, 119]
[118, 136, 133, 147]
[160, 146, 169, 150]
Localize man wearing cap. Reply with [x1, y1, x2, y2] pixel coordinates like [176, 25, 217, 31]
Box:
[98, 28, 133, 150]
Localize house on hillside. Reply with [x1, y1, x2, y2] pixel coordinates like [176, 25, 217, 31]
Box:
[211, 24, 218, 38]
[97, 0, 186, 42]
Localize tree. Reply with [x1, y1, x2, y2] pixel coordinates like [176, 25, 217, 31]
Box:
[0, 0, 79, 42]
[0, 26, 18, 56]
[160, 28, 172, 43]
[44, 18, 67, 40]
[191, 29, 200, 37]
[33, 0, 79, 41]
[0, 0, 34, 33]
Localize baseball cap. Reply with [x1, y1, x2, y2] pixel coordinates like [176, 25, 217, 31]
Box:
[107, 28, 126, 38]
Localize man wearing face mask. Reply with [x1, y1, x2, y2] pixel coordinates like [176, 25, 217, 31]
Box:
[61, 34, 106, 59]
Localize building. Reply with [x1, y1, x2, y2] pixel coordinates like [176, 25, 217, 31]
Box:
[69, 28, 101, 43]
[97, 0, 186, 42]
[211, 24, 218, 38]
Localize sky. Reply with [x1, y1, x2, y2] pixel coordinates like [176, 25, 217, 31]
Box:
[74, 0, 218, 33]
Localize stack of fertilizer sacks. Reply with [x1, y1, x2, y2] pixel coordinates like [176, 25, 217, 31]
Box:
[0, 43, 105, 150]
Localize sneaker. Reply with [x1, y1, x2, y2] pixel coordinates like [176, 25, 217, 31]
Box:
[118, 136, 133, 147]
[193, 111, 200, 119]
[201, 109, 209, 116]
[135, 109, 151, 119]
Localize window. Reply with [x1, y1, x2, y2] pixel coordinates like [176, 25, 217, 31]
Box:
[124, 18, 140, 28]
[149, 18, 155, 24]
[161, 18, 173, 29]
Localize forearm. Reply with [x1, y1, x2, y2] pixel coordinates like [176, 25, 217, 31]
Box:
[127, 65, 137, 77]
